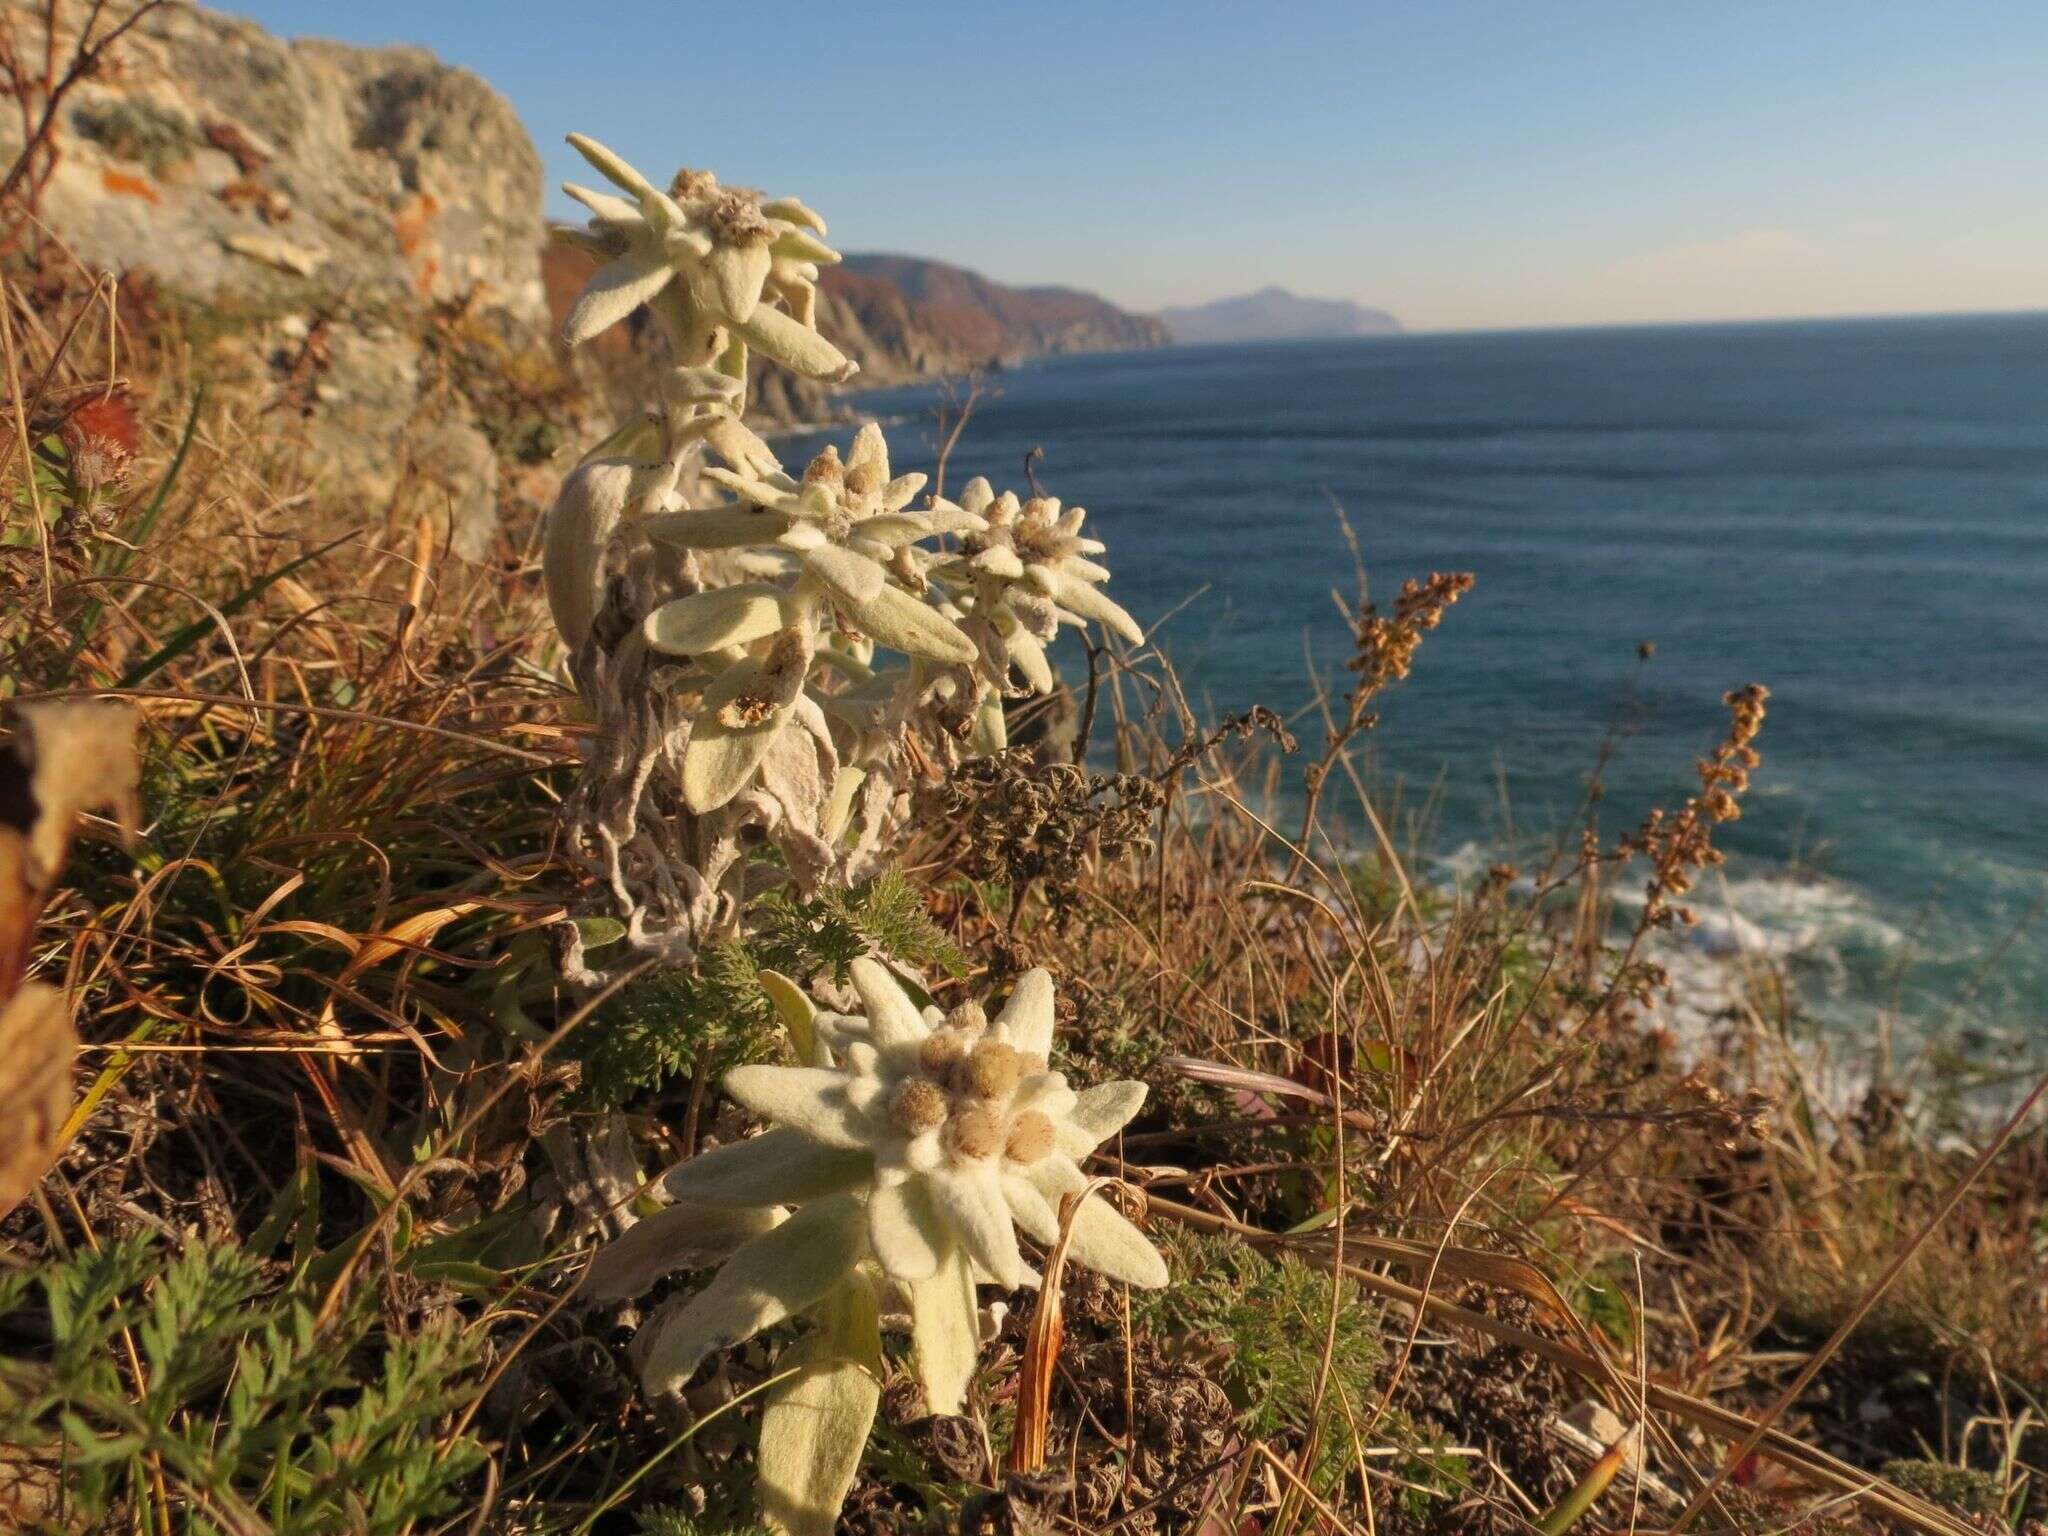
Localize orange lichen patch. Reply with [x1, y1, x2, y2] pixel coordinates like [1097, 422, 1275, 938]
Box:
[394, 191, 444, 296]
[100, 169, 158, 203]
[394, 190, 440, 257]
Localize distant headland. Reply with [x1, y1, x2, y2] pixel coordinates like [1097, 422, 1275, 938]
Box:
[1156, 285, 1404, 344]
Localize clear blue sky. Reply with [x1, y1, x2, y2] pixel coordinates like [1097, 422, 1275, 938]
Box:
[231, 1, 2047, 331]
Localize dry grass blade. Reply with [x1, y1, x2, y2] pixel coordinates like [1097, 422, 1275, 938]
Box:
[1007, 1173, 1143, 1476]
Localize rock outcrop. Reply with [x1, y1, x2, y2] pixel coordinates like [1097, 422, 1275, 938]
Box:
[11, 1, 1170, 547]
[3, 1, 550, 556]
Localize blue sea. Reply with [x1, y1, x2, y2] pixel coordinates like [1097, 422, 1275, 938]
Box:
[793, 314, 2048, 1063]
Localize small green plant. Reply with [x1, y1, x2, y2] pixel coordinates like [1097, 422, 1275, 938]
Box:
[1878, 1459, 2009, 1520]
[1134, 1228, 1383, 1492]
[0, 1231, 487, 1535]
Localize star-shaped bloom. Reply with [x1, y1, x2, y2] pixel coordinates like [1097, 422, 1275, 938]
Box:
[556, 134, 856, 383]
[625, 960, 1163, 1408]
[643, 424, 983, 671]
[933, 478, 1144, 694]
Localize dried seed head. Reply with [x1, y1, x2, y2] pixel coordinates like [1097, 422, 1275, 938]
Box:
[670, 167, 720, 203]
[1004, 1109, 1054, 1165]
[58, 395, 138, 495]
[705, 187, 771, 244]
[965, 1040, 1021, 1101]
[717, 689, 778, 728]
[919, 1029, 971, 1076]
[944, 1106, 1002, 1161]
[803, 444, 844, 487]
[891, 1078, 949, 1134]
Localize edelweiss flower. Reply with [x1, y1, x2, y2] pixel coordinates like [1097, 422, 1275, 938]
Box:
[643, 424, 982, 670]
[934, 478, 1144, 693]
[556, 134, 856, 382]
[632, 960, 1163, 1409]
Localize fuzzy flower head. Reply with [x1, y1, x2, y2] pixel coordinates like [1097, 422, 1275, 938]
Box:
[936, 478, 1143, 694]
[555, 134, 855, 382]
[644, 423, 984, 671]
[635, 960, 1163, 1406]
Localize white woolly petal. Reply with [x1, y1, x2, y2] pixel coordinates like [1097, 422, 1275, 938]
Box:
[931, 1168, 1027, 1290]
[561, 181, 643, 227]
[803, 542, 888, 606]
[995, 968, 1057, 1059]
[852, 513, 931, 547]
[907, 1243, 979, 1416]
[1012, 1074, 1077, 1123]
[902, 1128, 945, 1173]
[1062, 1081, 1148, 1154]
[645, 505, 796, 551]
[762, 194, 828, 235]
[583, 1202, 782, 1303]
[999, 1173, 1060, 1244]
[681, 664, 796, 814]
[845, 583, 977, 664]
[882, 472, 926, 509]
[643, 584, 790, 655]
[736, 303, 858, 383]
[659, 1127, 872, 1207]
[869, 1175, 946, 1282]
[923, 499, 987, 536]
[707, 240, 772, 323]
[637, 1194, 866, 1395]
[958, 478, 994, 516]
[848, 421, 890, 479]
[1006, 629, 1054, 694]
[1049, 570, 1145, 645]
[542, 458, 634, 649]
[723, 1065, 874, 1148]
[849, 957, 929, 1053]
[566, 132, 660, 201]
[563, 247, 673, 346]
[1025, 1155, 1167, 1288]
[971, 546, 1026, 580]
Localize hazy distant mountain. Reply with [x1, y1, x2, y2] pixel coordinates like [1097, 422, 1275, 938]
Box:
[1157, 286, 1403, 344]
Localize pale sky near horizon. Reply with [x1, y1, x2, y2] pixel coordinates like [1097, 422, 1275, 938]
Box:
[230, 1, 2047, 333]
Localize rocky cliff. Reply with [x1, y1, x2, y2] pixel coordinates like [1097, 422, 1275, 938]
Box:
[1, 1, 552, 556]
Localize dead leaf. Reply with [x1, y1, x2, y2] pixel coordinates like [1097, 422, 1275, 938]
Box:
[0, 983, 77, 1218]
[0, 699, 141, 1216]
